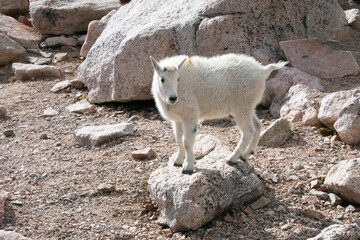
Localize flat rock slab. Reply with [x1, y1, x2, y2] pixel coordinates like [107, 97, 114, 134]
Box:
[30, 0, 121, 35]
[258, 118, 292, 147]
[0, 33, 26, 67]
[12, 63, 62, 80]
[280, 39, 360, 79]
[66, 99, 95, 114]
[75, 122, 135, 147]
[131, 147, 156, 160]
[148, 134, 263, 232]
[324, 158, 360, 204]
[0, 13, 42, 49]
[308, 224, 360, 240]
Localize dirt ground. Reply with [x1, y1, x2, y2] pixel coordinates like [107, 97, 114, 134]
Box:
[0, 55, 359, 240]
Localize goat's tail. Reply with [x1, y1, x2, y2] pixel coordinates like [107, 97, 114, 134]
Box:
[264, 61, 288, 76]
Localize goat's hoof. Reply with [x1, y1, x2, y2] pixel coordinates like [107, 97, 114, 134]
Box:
[240, 155, 248, 162]
[173, 162, 182, 167]
[226, 160, 238, 166]
[182, 169, 193, 175]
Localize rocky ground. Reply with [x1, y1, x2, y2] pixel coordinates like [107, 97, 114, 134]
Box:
[0, 54, 359, 240]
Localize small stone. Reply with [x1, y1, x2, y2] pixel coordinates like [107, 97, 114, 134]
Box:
[3, 129, 14, 137]
[42, 107, 59, 117]
[309, 189, 328, 200]
[292, 162, 304, 170]
[128, 115, 140, 122]
[286, 175, 300, 181]
[69, 79, 84, 89]
[10, 200, 23, 206]
[54, 52, 68, 62]
[66, 99, 95, 114]
[243, 206, 253, 214]
[328, 193, 343, 206]
[250, 196, 271, 210]
[131, 147, 156, 160]
[223, 214, 234, 223]
[0, 105, 7, 118]
[96, 183, 116, 193]
[271, 174, 279, 183]
[34, 58, 52, 65]
[303, 208, 325, 220]
[319, 128, 334, 137]
[40, 133, 48, 139]
[277, 205, 288, 214]
[145, 203, 156, 212]
[50, 80, 70, 93]
[345, 205, 356, 213]
[310, 179, 322, 189]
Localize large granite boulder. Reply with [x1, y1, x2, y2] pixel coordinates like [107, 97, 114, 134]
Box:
[308, 224, 360, 240]
[78, 0, 349, 103]
[30, 0, 121, 35]
[0, 13, 42, 49]
[148, 134, 263, 232]
[280, 38, 360, 79]
[0, 33, 26, 67]
[0, 0, 29, 17]
[324, 158, 360, 205]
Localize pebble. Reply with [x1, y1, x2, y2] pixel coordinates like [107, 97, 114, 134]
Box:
[223, 214, 234, 223]
[131, 147, 156, 160]
[328, 193, 343, 206]
[11, 200, 24, 206]
[54, 52, 68, 62]
[250, 196, 271, 210]
[0, 105, 7, 118]
[303, 208, 325, 220]
[345, 205, 356, 213]
[43, 108, 59, 117]
[35, 58, 52, 65]
[310, 179, 322, 189]
[309, 189, 328, 200]
[40, 133, 48, 139]
[96, 183, 116, 193]
[128, 115, 140, 122]
[69, 79, 84, 89]
[50, 80, 70, 93]
[243, 206, 253, 214]
[292, 162, 304, 170]
[3, 129, 15, 137]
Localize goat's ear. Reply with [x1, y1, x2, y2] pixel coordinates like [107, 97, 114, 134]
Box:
[150, 56, 163, 73]
[177, 57, 187, 70]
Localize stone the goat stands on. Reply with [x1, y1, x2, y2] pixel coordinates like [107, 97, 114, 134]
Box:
[150, 54, 287, 174]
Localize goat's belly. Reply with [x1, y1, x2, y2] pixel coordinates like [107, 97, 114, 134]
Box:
[199, 105, 230, 120]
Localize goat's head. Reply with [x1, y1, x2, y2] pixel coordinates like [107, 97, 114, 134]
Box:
[150, 56, 186, 105]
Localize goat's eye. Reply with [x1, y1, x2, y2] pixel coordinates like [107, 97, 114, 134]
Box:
[161, 78, 165, 83]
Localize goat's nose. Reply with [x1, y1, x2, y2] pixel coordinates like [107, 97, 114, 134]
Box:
[169, 96, 178, 103]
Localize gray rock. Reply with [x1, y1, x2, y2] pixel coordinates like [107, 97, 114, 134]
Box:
[96, 183, 116, 193]
[80, 10, 116, 58]
[30, 0, 121, 35]
[328, 193, 343, 206]
[0, 104, 7, 118]
[280, 84, 322, 125]
[318, 89, 358, 130]
[334, 91, 360, 145]
[0, 0, 29, 17]
[280, 39, 360, 79]
[261, 66, 323, 108]
[324, 158, 360, 204]
[50, 80, 70, 93]
[44, 36, 78, 48]
[34, 58, 52, 65]
[66, 99, 95, 114]
[308, 224, 360, 240]
[0, 192, 8, 223]
[75, 122, 135, 147]
[338, 0, 360, 10]
[193, 134, 219, 159]
[131, 147, 156, 160]
[345, 9, 360, 31]
[0, 13, 42, 49]
[12, 63, 62, 80]
[345, 205, 356, 213]
[79, 0, 348, 103]
[309, 189, 328, 200]
[258, 118, 292, 147]
[69, 79, 84, 89]
[0, 33, 26, 67]
[42, 107, 59, 117]
[53, 52, 68, 62]
[148, 134, 263, 232]
[0, 230, 30, 240]
[250, 196, 271, 210]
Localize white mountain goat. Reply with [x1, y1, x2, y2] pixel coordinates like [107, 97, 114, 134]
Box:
[150, 54, 287, 174]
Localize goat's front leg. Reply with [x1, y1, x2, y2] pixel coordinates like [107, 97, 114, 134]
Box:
[173, 122, 185, 167]
[182, 121, 197, 174]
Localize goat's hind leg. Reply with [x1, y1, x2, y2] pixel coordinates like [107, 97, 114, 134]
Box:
[173, 122, 185, 167]
[226, 112, 255, 165]
[243, 114, 262, 158]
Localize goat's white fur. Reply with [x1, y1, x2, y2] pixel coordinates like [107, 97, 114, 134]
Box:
[150, 53, 287, 174]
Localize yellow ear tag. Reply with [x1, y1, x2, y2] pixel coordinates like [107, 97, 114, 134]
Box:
[188, 58, 192, 65]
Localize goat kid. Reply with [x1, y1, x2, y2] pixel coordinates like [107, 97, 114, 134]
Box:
[150, 54, 287, 174]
